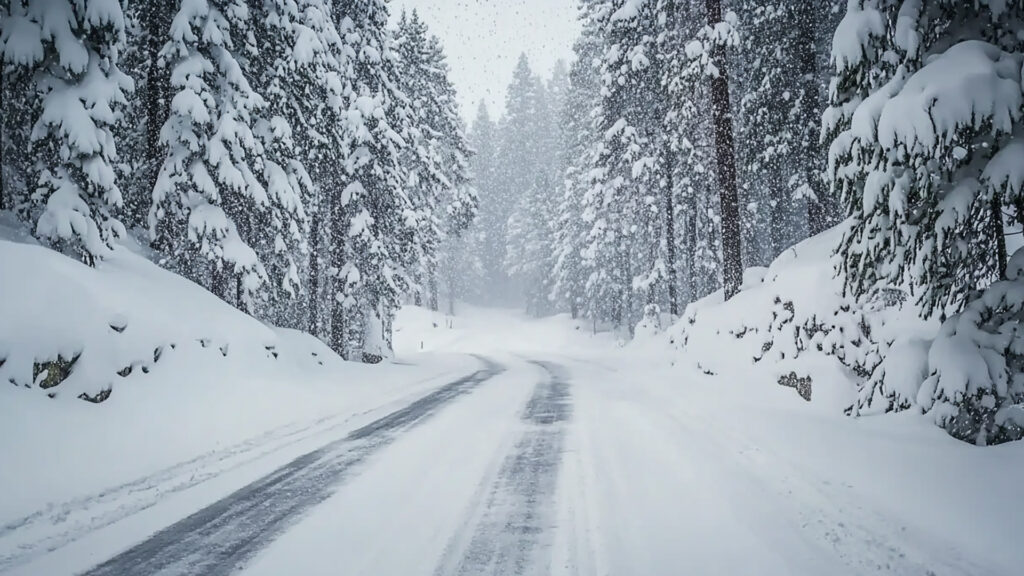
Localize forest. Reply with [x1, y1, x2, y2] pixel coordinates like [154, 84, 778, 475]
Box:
[3, 0, 1024, 446]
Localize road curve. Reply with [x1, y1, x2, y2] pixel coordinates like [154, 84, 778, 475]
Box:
[435, 360, 572, 576]
[81, 358, 505, 576]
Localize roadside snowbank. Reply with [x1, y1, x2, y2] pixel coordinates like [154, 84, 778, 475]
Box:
[0, 228, 477, 525]
[644, 225, 936, 416]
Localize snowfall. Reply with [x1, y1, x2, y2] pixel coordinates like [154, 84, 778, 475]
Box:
[1, 219, 1022, 576]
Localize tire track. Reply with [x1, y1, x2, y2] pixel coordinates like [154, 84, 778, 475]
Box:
[78, 358, 505, 576]
[0, 368, 471, 573]
[436, 360, 572, 576]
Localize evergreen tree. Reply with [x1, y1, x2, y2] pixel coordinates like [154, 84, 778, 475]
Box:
[469, 101, 506, 303]
[329, 0, 414, 362]
[394, 12, 475, 312]
[1, 0, 132, 264]
[152, 0, 274, 310]
[551, 21, 602, 319]
[583, 0, 675, 330]
[829, 0, 1024, 443]
[495, 55, 555, 306]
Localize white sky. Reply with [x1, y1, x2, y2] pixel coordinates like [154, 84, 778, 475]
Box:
[389, 0, 581, 122]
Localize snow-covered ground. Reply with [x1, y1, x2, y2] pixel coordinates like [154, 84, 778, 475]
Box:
[2, 229, 1022, 575]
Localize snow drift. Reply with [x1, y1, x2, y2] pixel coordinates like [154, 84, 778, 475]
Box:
[655, 225, 940, 419]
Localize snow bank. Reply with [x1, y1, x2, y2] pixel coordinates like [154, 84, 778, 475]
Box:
[0, 223, 476, 523]
[0, 229, 337, 403]
[648, 225, 935, 416]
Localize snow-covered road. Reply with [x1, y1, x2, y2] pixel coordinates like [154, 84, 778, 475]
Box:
[2, 307, 1021, 576]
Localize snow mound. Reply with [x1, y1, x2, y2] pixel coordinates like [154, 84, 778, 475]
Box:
[0, 232, 339, 404]
[659, 225, 935, 414]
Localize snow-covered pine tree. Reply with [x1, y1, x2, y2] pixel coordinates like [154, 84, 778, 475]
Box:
[278, 0, 350, 338]
[582, 0, 675, 330]
[551, 18, 603, 319]
[250, 0, 329, 326]
[114, 1, 174, 232]
[0, 1, 38, 215]
[152, 0, 272, 310]
[394, 12, 475, 313]
[657, 0, 720, 305]
[731, 2, 798, 266]
[468, 101, 505, 303]
[498, 55, 557, 308]
[503, 58, 564, 316]
[829, 0, 1024, 443]
[1, 0, 132, 265]
[425, 32, 479, 309]
[687, 0, 744, 300]
[329, 0, 414, 362]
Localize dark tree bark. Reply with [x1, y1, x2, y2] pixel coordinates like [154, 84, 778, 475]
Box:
[329, 191, 347, 357]
[308, 200, 323, 336]
[664, 169, 679, 316]
[428, 264, 439, 312]
[142, 2, 170, 193]
[705, 0, 744, 300]
[0, 66, 5, 212]
[797, 0, 828, 236]
[686, 202, 698, 301]
[992, 193, 1008, 280]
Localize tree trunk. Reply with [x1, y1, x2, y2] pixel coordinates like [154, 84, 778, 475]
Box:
[798, 0, 827, 236]
[0, 66, 5, 212]
[329, 178, 348, 357]
[212, 265, 230, 303]
[664, 169, 679, 316]
[308, 199, 322, 336]
[705, 0, 744, 300]
[330, 299, 347, 359]
[992, 193, 1008, 280]
[428, 263, 439, 312]
[142, 2, 170, 201]
[685, 203, 698, 301]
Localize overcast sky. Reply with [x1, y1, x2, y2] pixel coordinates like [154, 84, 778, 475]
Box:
[389, 0, 581, 123]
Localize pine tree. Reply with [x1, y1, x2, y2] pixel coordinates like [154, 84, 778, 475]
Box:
[699, 0, 743, 300]
[583, 0, 675, 330]
[151, 0, 273, 310]
[1, 0, 132, 265]
[329, 0, 414, 362]
[469, 101, 507, 303]
[394, 12, 475, 313]
[287, 0, 348, 338]
[251, 0, 327, 325]
[829, 0, 1024, 443]
[551, 24, 602, 319]
[496, 55, 556, 307]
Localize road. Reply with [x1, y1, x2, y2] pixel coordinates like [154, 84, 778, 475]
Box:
[2, 348, 1017, 576]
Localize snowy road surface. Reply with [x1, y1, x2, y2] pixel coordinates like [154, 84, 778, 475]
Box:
[2, 307, 1021, 576]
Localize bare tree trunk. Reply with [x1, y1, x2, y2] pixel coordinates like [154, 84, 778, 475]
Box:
[664, 169, 679, 316]
[0, 66, 5, 212]
[308, 201, 322, 336]
[142, 2, 170, 202]
[329, 179, 347, 357]
[330, 301, 347, 359]
[797, 0, 827, 236]
[705, 0, 744, 300]
[428, 263, 439, 312]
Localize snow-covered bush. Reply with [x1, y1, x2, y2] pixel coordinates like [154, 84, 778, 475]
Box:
[826, 0, 1024, 444]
